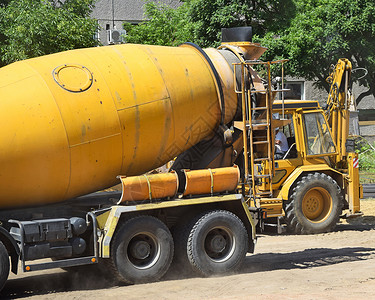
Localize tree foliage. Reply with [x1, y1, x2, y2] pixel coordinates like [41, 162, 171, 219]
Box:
[123, 1, 194, 46]
[0, 0, 99, 66]
[185, 0, 295, 47]
[256, 0, 375, 104]
[126, 0, 374, 104]
[124, 0, 295, 48]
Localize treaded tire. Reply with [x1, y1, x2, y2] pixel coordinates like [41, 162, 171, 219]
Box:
[0, 241, 9, 291]
[284, 173, 343, 234]
[186, 210, 248, 276]
[107, 216, 173, 284]
[171, 217, 198, 277]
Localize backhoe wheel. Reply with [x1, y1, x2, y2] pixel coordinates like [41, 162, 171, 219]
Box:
[0, 241, 9, 291]
[187, 210, 248, 276]
[285, 173, 343, 234]
[109, 216, 174, 284]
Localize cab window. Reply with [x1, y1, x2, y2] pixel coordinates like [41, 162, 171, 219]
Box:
[303, 112, 335, 155]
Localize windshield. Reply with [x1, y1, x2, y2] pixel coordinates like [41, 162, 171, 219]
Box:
[304, 112, 336, 155]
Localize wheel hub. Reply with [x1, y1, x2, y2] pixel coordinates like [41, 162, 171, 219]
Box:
[302, 187, 333, 222]
[207, 234, 226, 253]
[305, 195, 321, 213]
[129, 240, 151, 260]
[204, 227, 236, 263]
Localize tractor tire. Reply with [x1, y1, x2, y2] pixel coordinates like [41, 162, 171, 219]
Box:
[0, 241, 9, 291]
[108, 216, 173, 284]
[284, 173, 343, 234]
[186, 210, 248, 276]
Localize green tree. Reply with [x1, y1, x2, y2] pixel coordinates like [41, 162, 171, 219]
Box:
[124, 0, 295, 47]
[0, 0, 99, 66]
[257, 0, 375, 105]
[126, 0, 374, 105]
[185, 0, 295, 47]
[123, 1, 194, 46]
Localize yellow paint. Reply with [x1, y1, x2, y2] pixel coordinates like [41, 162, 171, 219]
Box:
[183, 166, 240, 196]
[258, 198, 283, 218]
[95, 210, 111, 230]
[218, 42, 267, 60]
[280, 165, 341, 200]
[135, 194, 243, 211]
[119, 172, 178, 202]
[346, 153, 361, 214]
[241, 201, 256, 240]
[0, 43, 242, 208]
[301, 187, 332, 223]
[102, 210, 120, 257]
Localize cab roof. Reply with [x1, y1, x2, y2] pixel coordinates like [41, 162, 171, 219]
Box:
[272, 99, 321, 110]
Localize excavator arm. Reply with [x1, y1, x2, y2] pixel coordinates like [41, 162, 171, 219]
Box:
[325, 58, 362, 217]
[325, 58, 353, 161]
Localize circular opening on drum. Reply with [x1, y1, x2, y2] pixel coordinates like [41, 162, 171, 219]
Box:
[53, 64, 93, 92]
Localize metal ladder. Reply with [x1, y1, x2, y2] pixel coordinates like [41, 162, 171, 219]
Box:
[234, 60, 288, 202]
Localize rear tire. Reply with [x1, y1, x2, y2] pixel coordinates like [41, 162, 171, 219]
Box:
[284, 173, 343, 234]
[0, 241, 9, 291]
[186, 210, 248, 276]
[108, 216, 173, 284]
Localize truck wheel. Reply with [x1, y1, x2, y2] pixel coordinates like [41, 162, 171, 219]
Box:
[108, 216, 173, 284]
[187, 210, 248, 276]
[285, 173, 343, 234]
[0, 241, 9, 291]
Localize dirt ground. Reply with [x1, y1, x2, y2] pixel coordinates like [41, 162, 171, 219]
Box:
[2, 199, 375, 300]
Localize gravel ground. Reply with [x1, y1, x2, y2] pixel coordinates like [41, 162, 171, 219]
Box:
[2, 199, 375, 300]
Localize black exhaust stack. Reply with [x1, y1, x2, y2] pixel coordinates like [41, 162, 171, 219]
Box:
[221, 27, 252, 43]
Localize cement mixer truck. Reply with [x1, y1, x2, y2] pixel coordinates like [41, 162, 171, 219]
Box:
[0, 27, 361, 291]
[0, 27, 262, 290]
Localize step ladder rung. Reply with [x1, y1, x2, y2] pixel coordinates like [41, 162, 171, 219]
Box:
[254, 174, 271, 178]
[251, 106, 268, 111]
[272, 88, 290, 93]
[253, 158, 271, 162]
[250, 89, 267, 93]
[253, 119, 268, 124]
[252, 124, 269, 130]
[249, 88, 290, 94]
[255, 191, 273, 196]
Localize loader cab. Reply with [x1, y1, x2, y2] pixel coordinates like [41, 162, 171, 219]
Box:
[271, 100, 336, 189]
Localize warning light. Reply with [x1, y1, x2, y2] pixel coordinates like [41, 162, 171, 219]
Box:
[25, 266, 31, 271]
[91, 258, 96, 263]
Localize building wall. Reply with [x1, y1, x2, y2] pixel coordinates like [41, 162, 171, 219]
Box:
[91, 0, 181, 45]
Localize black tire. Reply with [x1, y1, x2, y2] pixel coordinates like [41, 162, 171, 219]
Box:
[186, 210, 248, 276]
[0, 241, 9, 291]
[284, 173, 343, 234]
[171, 214, 199, 277]
[108, 216, 173, 284]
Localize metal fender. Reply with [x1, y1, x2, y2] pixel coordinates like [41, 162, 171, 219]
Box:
[280, 164, 343, 200]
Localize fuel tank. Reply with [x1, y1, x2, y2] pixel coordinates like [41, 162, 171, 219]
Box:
[0, 37, 266, 208]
